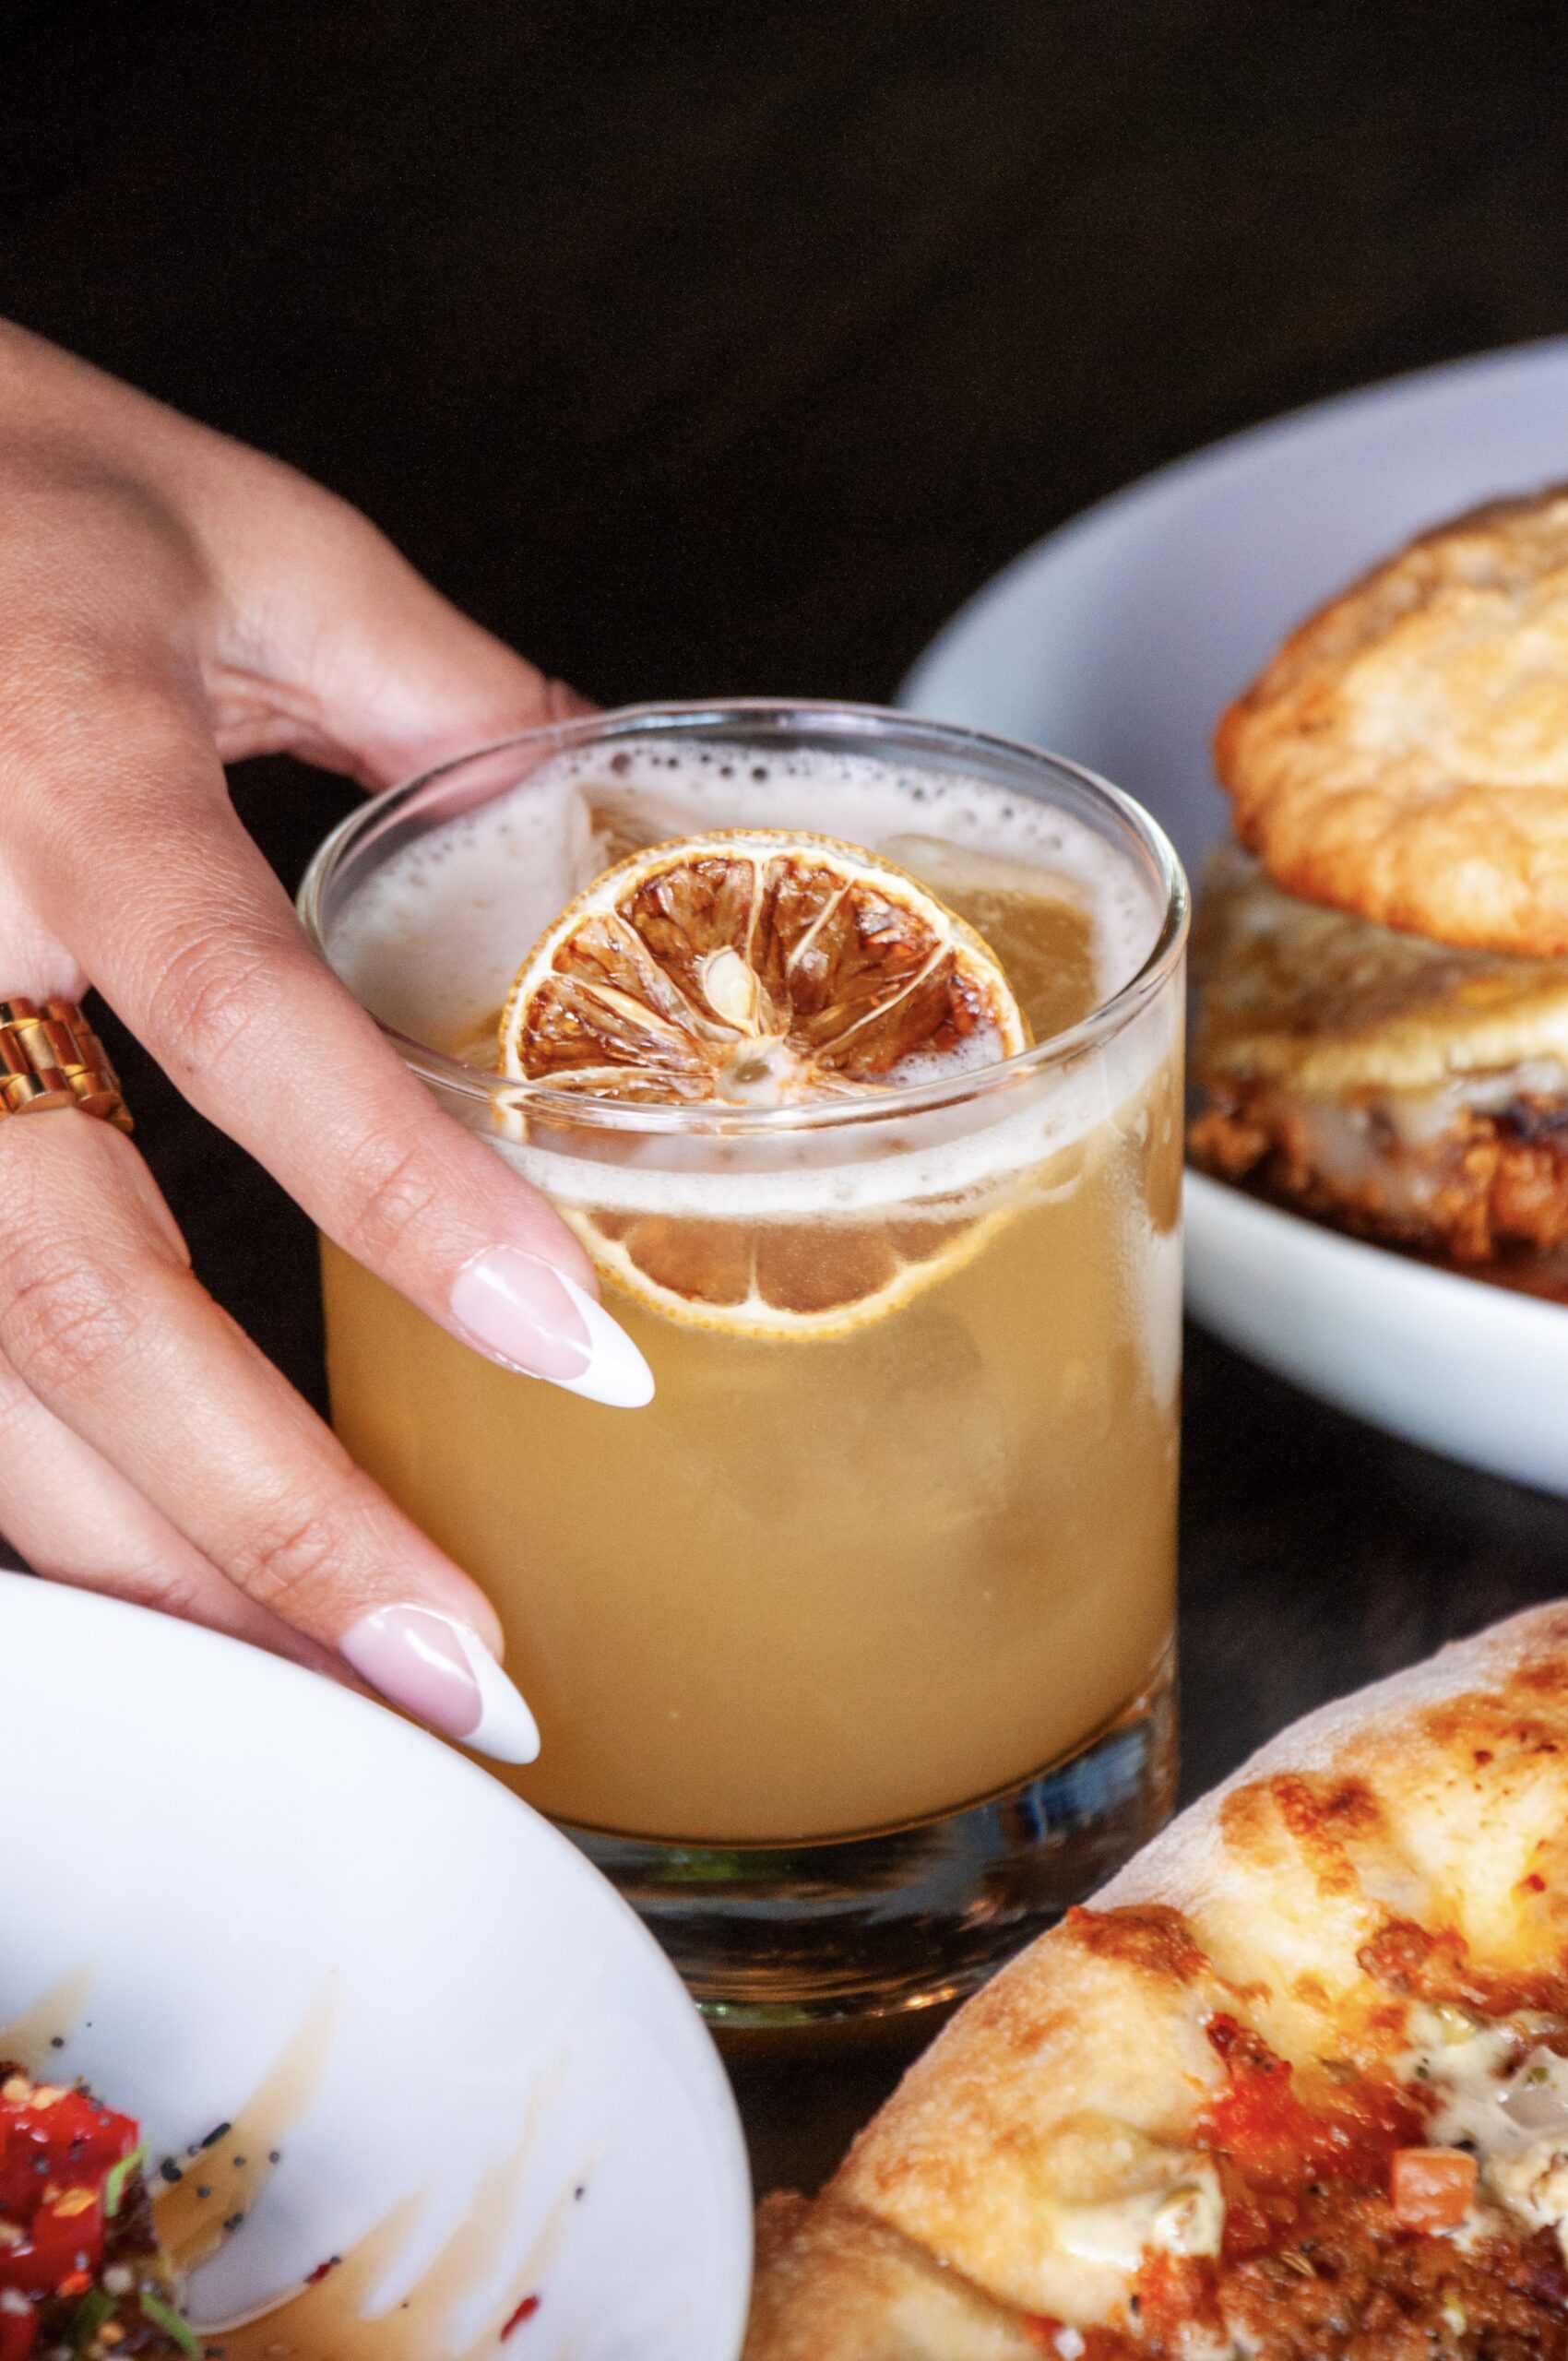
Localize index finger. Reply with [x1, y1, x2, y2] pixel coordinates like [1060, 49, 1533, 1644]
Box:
[19, 695, 653, 1412]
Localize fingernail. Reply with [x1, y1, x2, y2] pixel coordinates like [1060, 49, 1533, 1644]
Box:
[450, 1248, 654, 1407]
[339, 1604, 540, 1763]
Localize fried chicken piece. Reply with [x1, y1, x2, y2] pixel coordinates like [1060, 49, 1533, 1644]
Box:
[1188, 851, 1568, 1261]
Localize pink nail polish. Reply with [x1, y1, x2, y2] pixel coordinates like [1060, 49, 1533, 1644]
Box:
[450, 1249, 654, 1407]
[339, 1604, 540, 1762]
[451, 1247, 590, 1377]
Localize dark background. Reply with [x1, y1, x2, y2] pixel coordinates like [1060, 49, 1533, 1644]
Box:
[10, 0, 1568, 2190]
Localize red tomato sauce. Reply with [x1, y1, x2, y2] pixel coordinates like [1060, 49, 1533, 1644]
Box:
[1196, 2014, 1425, 2199]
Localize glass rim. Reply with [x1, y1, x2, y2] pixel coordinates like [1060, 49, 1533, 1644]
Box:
[297, 697, 1190, 1137]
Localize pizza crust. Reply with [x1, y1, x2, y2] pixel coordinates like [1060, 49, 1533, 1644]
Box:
[834, 1911, 1231, 2321]
[742, 2196, 1043, 2360]
[749, 1602, 1568, 2343]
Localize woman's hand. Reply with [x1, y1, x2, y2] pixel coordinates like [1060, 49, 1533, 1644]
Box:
[0, 322, 651, 1761]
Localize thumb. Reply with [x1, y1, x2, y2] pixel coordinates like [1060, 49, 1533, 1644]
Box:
[202, 462, 594, 789]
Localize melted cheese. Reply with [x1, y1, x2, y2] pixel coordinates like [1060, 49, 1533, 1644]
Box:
[1404, 2009, 1568, 2254]
[1043, 2162, 1225, 2270]
[1487, 2140, 1568, 2237]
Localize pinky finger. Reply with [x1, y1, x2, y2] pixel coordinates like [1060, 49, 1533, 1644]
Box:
[0, 1351, 353, 1681]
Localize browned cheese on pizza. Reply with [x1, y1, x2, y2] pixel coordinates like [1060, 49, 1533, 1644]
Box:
[743, 1605, 1568, 2360]
[1188, 848, 1568, 1261]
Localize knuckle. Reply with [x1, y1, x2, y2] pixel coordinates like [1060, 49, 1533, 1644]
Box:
[123, 1561, 216, 1622]
[0, 1247, 142, 1398]
[142, 926, 276, 1084]
[223, 1498, 342, 1617]
[46, 1558, 206, 1620]
[337, 1128, 446, 1267]
[0, 468, 193, 631]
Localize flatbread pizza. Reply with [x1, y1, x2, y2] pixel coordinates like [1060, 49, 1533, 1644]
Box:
[744, 1603, 1568, 2357]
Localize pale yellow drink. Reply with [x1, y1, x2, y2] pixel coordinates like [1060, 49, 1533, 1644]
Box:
[316, 729, 1184, 1847]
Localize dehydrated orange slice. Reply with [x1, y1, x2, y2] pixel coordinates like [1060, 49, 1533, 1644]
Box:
[500, 828, 1027, 1108]
[499, 829, 1026, 1336]
[556, 1199, 1012, 1340]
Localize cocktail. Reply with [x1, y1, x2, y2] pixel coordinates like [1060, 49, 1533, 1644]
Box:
[301, 704, 1187, 2026]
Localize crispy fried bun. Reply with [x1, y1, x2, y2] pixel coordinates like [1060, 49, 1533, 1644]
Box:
[1216, 487, 1568, 955]
[1189, 851, 1568, 1259]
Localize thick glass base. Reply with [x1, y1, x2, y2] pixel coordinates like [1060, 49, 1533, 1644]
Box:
[561, 1653, 1176, 2033]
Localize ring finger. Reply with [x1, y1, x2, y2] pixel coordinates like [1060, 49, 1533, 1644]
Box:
[0, 1108, 540, 1762]
[0, 1348, 352, 1676]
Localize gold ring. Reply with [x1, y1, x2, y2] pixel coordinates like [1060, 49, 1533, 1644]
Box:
[0, 998, 133, 1133]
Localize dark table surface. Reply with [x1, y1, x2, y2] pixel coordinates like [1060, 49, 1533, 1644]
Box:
[10, 0, 1568, 2202]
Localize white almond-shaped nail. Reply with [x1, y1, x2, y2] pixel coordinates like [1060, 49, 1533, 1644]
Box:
[450, 1249, 655, 1409]
[340, 1603, 541, 1764]
[449, 1621, 542, 1763]
[548, 1272, 655, 1407]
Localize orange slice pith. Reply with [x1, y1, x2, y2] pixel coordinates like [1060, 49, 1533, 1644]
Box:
[500, 829, 1027, 1337]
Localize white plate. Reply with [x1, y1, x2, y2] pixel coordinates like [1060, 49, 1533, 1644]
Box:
[900, 337, 1568, 1494]
[0, 1572, 751, 2360]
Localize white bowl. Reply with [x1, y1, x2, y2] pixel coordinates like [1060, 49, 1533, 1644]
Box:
[900, 336, 1568, 1494]
[0, 1572, 751, 2358]
[1182, 1172, 1568, 1490]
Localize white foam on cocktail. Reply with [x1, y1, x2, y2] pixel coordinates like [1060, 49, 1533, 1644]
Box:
[334, 742, 1158, 1037]
[487, 1042, 1170, 1221]
[327, 741, 1175, 1219]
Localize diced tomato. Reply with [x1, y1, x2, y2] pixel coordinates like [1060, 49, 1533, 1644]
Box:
[0, 2086, 134, 2224]
[1390, 2147, 1478, 2234]
[0, 2186, 105, 2296]
[0, 2069, 168, 2347]
[0, 2308, 35, 2361]
[0, 2071, 136, 2304]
